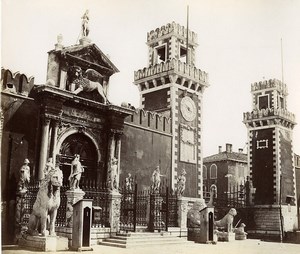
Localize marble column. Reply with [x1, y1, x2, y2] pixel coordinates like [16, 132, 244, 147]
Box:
[38, 117, 51, 180]
[107, 132, 116, 190]
[115, 133, 122, 190]
[50, 120, 59, 166]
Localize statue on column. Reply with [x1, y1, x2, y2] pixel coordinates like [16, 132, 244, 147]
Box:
[151, 166, 165, 193]
[68, 154, 84, 190]
[108, 157, 118, 191]
[44, 158, 54, 176]
[176, 168, 187, 197]
[81, 10, 89, 37]
[18, 159, 30, 191]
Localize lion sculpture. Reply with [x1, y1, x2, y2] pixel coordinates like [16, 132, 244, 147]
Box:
[27, 167, 63, 236]
[67, 66, 108, 104]
[187, 199, 207, 228]
[214, 208, 237, 232]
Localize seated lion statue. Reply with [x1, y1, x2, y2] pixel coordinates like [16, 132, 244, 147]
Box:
[214, 208, 237, 232]
[187, 199, 207, 228]
[67, 66, 108, 104]
[27, 167, 63, 236]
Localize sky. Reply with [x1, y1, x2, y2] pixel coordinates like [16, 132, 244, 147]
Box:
[1, 0, 300, 157]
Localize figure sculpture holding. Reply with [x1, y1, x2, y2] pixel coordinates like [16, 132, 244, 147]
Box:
[69, 154, 84, 190]
[81, 10, 89, 37]
[151, 166, 165, 193]
[67, 66, 108, 104]
[176, 168, 186, 197]
[108, 157, 118, 191]
[18, 159, 30, 191]
[27, 167, 63, 236]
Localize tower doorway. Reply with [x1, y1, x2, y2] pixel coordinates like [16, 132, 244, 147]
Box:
[58, 133, 98, 185]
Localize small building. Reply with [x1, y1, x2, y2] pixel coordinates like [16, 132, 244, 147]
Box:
[203, 144, 249, 202]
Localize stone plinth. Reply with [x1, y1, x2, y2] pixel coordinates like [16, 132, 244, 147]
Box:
[108, 191, 121, 233]
[187, 227, 201, 242]
[235, 233, 247, 240]
[19, 235, 68, 252]
[177, 197, 188, 230]
[79, 37, 91, 46]
[218, 232, 235, 242]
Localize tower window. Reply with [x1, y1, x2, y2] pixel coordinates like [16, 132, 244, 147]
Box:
[257, 139, 268, 149]
[156, 45, 166, 63]
[258, 95, 269, 110]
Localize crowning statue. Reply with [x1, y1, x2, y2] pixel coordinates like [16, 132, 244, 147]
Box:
[18, 159, 30, 191]
[81, 10, 89, 37]
[68, 154, 84, 190]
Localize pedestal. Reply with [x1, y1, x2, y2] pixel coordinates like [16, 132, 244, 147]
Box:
[19, 235, 68, 252]
[109, 191, 121, 233]
[79, 37, 92, 46]
[218, 232, 235, 242]
[177, 197, 188, 230]
[65, 189, 85, 228]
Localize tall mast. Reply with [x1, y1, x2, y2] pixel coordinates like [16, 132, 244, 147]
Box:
[186, 5, 189, 64]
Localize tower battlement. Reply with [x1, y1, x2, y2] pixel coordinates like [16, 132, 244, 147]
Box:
[1, 68, 35, 96]
[251, 79, 287, 95]
[147, 22, 198, 46]
[124, 108, 171, 134]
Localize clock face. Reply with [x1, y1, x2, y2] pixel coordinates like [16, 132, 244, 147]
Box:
[180, 96, 196, 122]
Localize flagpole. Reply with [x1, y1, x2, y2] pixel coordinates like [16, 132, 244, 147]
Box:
[281, 38, 284, 84]
[186, 5, 189, 64]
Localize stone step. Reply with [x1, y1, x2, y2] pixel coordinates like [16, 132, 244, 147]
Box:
[105, 236, 186, 244]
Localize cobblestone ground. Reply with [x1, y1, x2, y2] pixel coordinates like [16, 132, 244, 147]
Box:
[2, 239, 300, 254]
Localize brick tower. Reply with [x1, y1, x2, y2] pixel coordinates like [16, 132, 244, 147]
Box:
[134, 22, 209, 197]
[243, 79, 298, 238]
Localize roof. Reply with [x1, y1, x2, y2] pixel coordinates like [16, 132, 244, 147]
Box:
[203, 151, 247, 163]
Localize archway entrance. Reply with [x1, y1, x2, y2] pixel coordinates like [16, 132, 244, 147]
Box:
[58, 133, 98, 185]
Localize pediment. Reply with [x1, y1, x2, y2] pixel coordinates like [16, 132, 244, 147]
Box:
[60, 43, 119, 77]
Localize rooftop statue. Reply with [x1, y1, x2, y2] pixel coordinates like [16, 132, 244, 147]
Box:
[81, 10, 89, 37]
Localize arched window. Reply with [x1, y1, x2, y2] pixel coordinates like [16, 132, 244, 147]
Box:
[203, 165, 207, 179]
[210, 164, 217, 179]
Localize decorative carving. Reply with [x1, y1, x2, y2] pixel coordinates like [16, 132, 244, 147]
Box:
[27, 167, 63, 236]
[125, 173, 133, 191]
[18, 159, 30, 191]
[107, 157, 118, 192]
[69, 154, 84, 190]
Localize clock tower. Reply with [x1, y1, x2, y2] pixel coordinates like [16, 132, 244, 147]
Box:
[243, 79, 298, 237]
[134, 22, 209, 197]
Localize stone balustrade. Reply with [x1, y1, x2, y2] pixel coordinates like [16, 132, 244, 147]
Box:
[134, 58, 208, 84]
[243, 107, 296, 123]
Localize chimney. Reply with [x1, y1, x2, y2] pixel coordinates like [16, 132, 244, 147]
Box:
[225, 143, 232, 153]
[218, 146, 222, 153]
[238, 148, 243, 153]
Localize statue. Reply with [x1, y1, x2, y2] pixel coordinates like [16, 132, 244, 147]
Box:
[187, 199, 207, 228]
[125, 173, 133, 191]
[81, 10, 89, 37]
[214, 208, 237, 232]
[176, 168, 186, 197]
[27, 167, 63, 236]
[151, 166, 165, 193]
[67, 66, 108, 104]
[18, 159, 30, 191]
[44, 158, 54, 176]
[233, 223, 247, 240]
[108, 157, 118, 191]
[69, 154, 84, 190]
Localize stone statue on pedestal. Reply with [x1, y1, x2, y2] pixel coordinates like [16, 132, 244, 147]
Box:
[18, 159, 30, 191]
[176, 168, 186, 197]
[69, 154, 84, 190]
[81, 10, 89, 37]
[151, 166, 164, 193]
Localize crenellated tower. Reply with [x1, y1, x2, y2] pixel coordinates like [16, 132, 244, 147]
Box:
[134, 22, 209, 198]
[243, 79, 298, 236]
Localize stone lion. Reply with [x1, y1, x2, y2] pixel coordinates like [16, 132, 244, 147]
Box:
[67, 66, 108, 104]
[214, 208, 237, 232]
[187, 199, 207, 228]
[27, 167, 63, 236]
